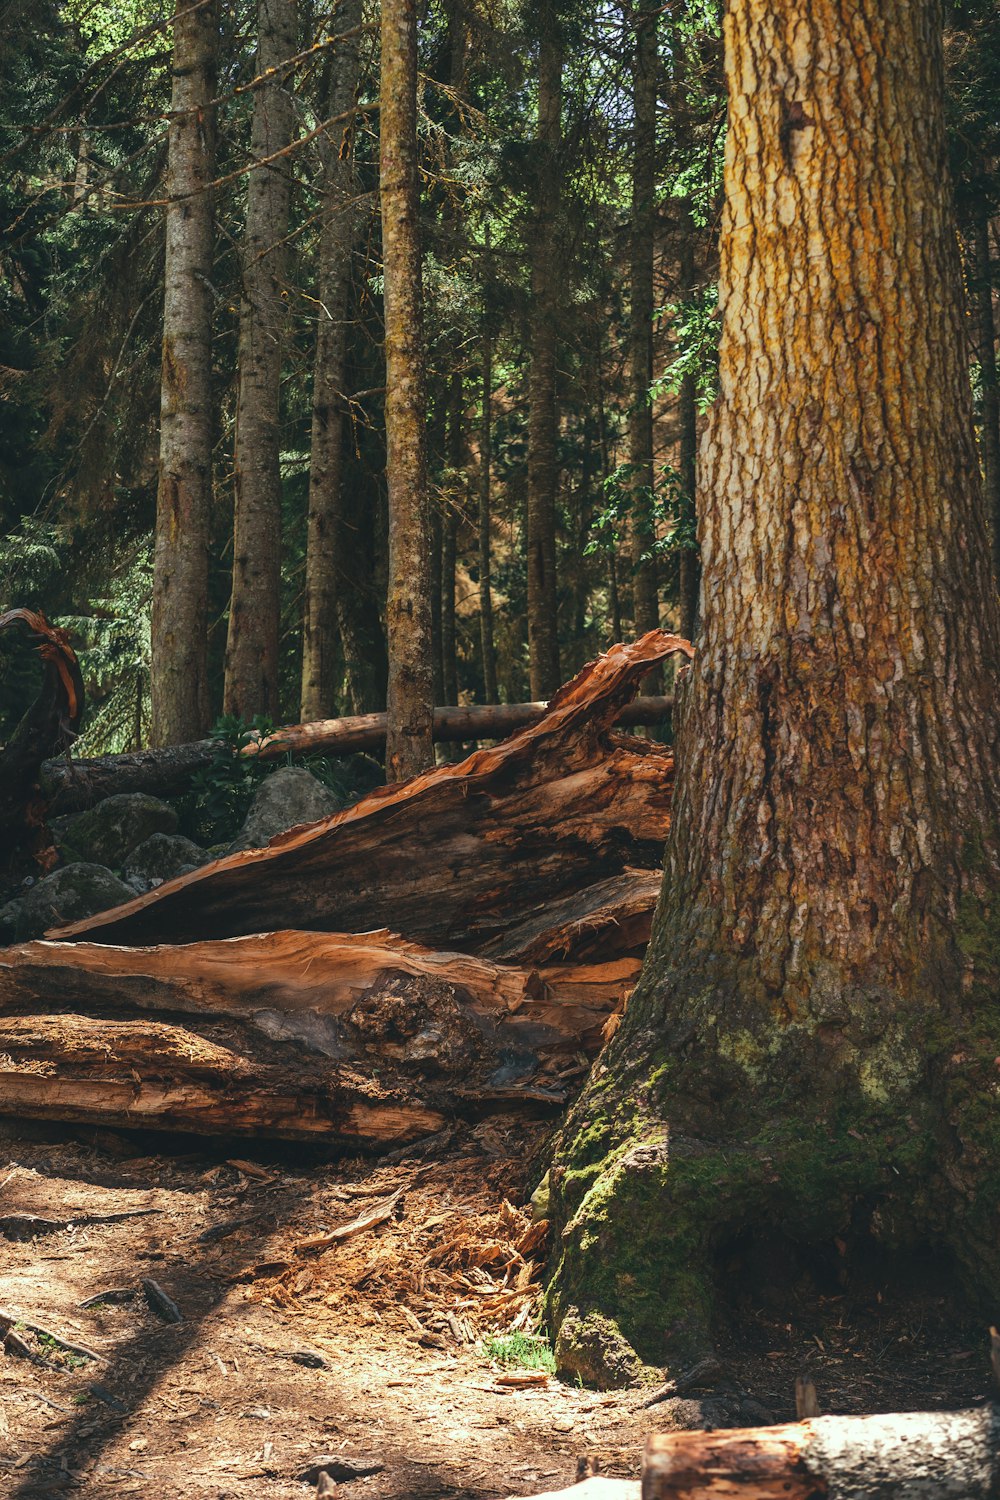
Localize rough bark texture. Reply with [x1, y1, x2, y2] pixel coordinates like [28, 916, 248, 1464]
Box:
[642, 1408, 1000, 1500]
[628, 0, 660, 646]
[547, 0, 1000, 1390]
[381, 0, 434, 779]
[49, 633, 690, 950]
[224, 0, 297, 720]
[972, 211, 1000, 584]
[300, 0, 364, 721]
[676, 235, 700, 642]
[150, 0, 218, 746]
[525, 12, 563, 700]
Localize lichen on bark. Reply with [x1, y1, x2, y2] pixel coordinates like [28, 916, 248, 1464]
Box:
[546, 0, 1000, 1385]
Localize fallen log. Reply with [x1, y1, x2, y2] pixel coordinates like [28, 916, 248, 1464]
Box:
[0, 610, 84, 859]
[0, 1013, 447, 1145]
[38, 695, 675, 813]
[0, 928, 636, 1080]
[51, 632, 690, 949]
[642, 1407, 1000, 1500]
[480, 869, 661, 965]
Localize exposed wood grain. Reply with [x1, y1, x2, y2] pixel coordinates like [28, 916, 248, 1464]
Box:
[50, 633, 690, 948]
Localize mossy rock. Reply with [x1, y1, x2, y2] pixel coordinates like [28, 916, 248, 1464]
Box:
[56, 794, 178, 868]
[0, 863, 135, 942]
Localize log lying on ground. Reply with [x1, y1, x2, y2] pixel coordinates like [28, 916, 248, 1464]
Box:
[38, 695, 675, 812]
[0, 609, 84, 854]
[480, 869, 661, 964]
[0, 1013, 447, 1145]
[0, 928, 639, 1080]
[642, 1408, 1000, 1500]
[51, 632, 690, 949]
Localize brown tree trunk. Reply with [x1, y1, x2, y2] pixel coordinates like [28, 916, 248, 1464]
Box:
[972, 210, 1000, 584]
[479, 309, 498, 703]
[441, 370, 463, 706]
[597, 364, 623, 644]
[300, 0, 364, 721]
[224, 0, 298, 721]
[525, 10, 563, 700]
[548, 0, 1000, 1389]
[150, 0, 218, 746]
[676, 232, 700, 642]
[627, 0, 660, 644]
[380, 0, 434, 780]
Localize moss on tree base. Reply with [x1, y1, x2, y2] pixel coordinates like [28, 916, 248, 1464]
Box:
[544, 990, 1000, 1387]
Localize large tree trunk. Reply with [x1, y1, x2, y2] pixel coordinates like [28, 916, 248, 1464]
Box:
[150, 0, 218, 746]
[547, 0, 1000, 1389]
[525, 9, 563, 700]
[627, 0, 660, 648]
[224, 0, 298, 721]
[300, 0, 364, 721]
[380, 0, 434, 779]
[676, 234, 700, 642]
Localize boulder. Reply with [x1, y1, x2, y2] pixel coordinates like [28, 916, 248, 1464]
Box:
[228, 767, 341, 853]
[0, 864, 135, 943]
[124, 833, 211, 892]
[56, 794, 178, 869]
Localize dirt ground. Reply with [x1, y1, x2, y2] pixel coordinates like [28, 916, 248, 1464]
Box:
[0, 1117, 993, 1500]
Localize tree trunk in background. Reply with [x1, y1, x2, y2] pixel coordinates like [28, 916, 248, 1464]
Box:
[479, 314, 498, 703]
[224, 0, 298, 721]
[151, 0, 218, 747]
[441, 370, 463, 706]
[627, 0, 660, 645]
[301, 0, 364, 721]
[525, 11, 563, 700]
[380, 0, 434, 779]
[677, 236, 700, 641]
[972, 210, 1000, 584]
[549, 0, 1000, 1389]
[597, 364, 623, 644]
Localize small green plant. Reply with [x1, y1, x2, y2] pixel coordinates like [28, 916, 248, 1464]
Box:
[481, 1329, 557, 1373]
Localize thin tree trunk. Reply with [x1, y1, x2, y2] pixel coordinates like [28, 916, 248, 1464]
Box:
[597, 363, 623, 643]
[300, 0, 364, 721]
[479, 312, 498, 702]
[441, 370, 463, 706]
[525, 11, 563, 699]
[224, 0, 298, 721]
[972, 210, 1000, 583]
[151, 0, 218, 747]
[380, 0, 434, 779]
[676, 236, 699, 641]
[549, 0, 1000, 1388]
[628, 0, 660, 642]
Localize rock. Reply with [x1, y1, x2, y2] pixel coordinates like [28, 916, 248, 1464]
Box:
[228, 767, 341, 853]
[0, 864, 135, 943]
[295, 1455, 385, 1485]
[124, 833, 210, 891]
[56, 794, 178, 868]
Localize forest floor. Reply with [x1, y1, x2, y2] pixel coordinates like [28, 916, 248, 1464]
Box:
[0, 1116, 992, 1500]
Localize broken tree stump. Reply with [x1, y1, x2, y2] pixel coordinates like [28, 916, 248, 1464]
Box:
[0, 609, 84, 863]
[51, 632, 690, 949]
[642, 1407, 1000, 1500]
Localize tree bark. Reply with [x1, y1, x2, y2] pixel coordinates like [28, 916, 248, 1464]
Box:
[972, 210, 1000, 584]
[525, 9, 563, 700]
[548, 0, 1000, 1389]
[479, 304, 498, 704]
[224, 0, 298, 722]
[300, 0, 364, 721]
[627, 0, 660, 648]
[150, 0, 218, 746]
[642, 1409, 1000, 1500]
[380, 0, 434, 779]
[441, 370, 464, 707]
